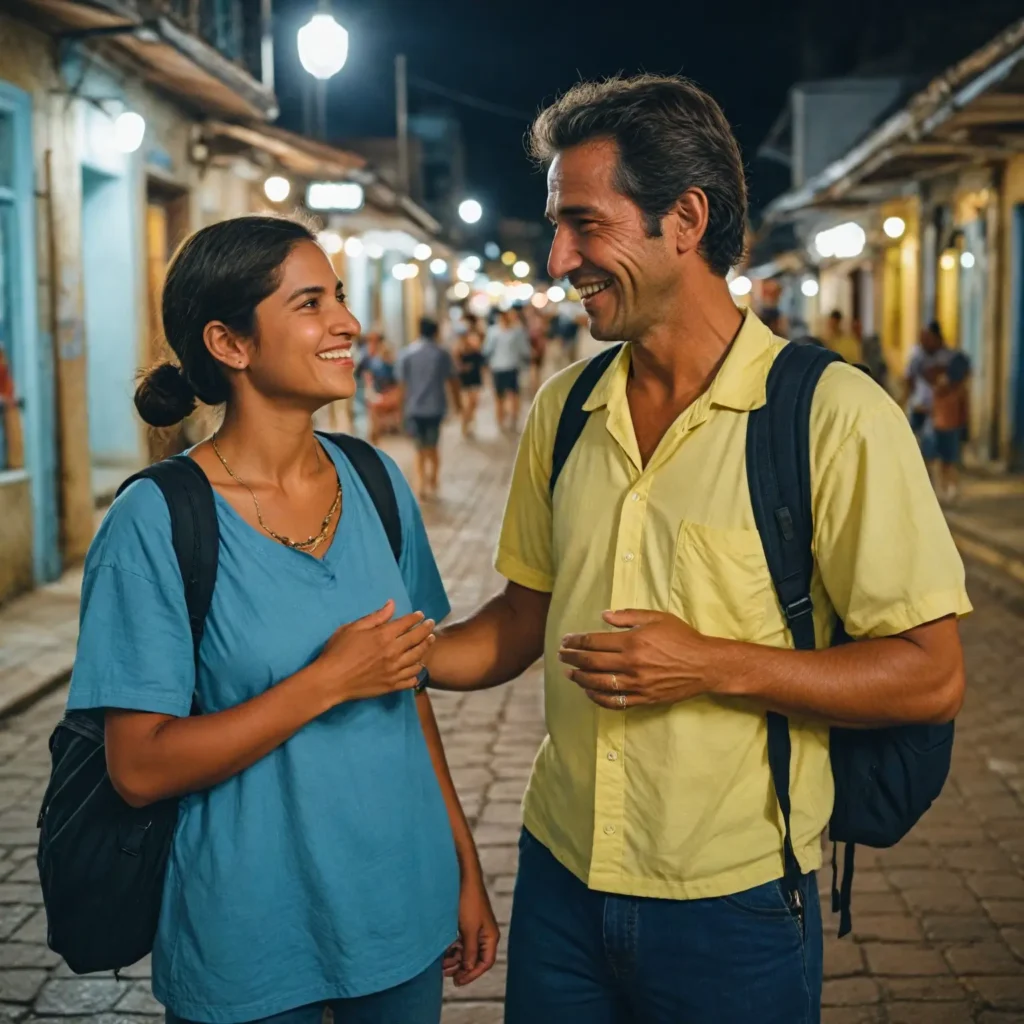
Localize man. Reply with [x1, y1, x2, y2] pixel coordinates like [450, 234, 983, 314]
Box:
[823, 309, 863, 365]
[425, 74, 969, 1023]
[395, 317, 459, 500]
[483, 307, 532, 431]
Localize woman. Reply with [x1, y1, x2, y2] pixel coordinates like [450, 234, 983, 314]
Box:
[453, 314, 485, 438]
[65, 216, 497, 1024]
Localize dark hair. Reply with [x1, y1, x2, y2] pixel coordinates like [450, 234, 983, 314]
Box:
[419, 317, 439, 340]
[529, 74, 747, 277]
[928, 320, 944, 341]
[134, 215, 316, 427]
[829, 309, 843, 321]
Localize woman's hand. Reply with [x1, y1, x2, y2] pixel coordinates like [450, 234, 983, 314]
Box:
[443, 871, 500, 986]
[314, 600, 436, 708]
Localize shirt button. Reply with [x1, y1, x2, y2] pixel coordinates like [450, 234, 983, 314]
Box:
[607, 750, 618, 761]
[631, 492, 641, 502]
[622, 552, 634, 562]
[603, 824, 616, 835]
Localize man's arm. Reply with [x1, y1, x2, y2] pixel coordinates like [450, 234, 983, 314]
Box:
[560, 610, 963, 726]
[425, 581, 549, 691]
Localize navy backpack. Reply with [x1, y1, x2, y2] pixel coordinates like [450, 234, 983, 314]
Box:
[550, 342, 955, 936]
[37, 433, 401, 974]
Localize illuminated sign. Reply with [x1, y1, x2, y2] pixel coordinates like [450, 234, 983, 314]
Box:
[306, 181, 364, 212]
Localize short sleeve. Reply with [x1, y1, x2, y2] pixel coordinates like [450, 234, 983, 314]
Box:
[810, 367, 972, 639]
[66, 480, 195, 716]
[380, 454, 451, 624]
[494, 380, 559, 593]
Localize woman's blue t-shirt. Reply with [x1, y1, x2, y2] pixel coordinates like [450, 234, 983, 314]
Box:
[66, 441, 459, 1023]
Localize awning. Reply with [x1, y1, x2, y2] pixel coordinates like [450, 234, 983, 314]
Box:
[12, 0, 277, 121]
[766, 17, 1024, 219]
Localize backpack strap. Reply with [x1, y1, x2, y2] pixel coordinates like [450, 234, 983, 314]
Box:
[116, 455, 219, 661]
[318, 432, 402, 563]
[549, 344, 623, 497]
[745, 342, 842, 913]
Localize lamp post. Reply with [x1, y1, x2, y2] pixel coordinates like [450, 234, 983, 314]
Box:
[297, 4, 349, 140]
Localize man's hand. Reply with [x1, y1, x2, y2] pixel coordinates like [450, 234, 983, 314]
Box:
[558, 609, 720, 710]
[443, 871, 500, 986]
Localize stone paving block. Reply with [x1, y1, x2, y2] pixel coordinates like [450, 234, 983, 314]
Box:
[466, 824, 519, 847]
[34, 979, 130, 1016]
[0, 973, 46, 1006]
[7, 912, 46, 946]
[968, 876, 1024, 901]
[878, 975, 970, 1001]
[0, 949, 57, 972]
[821, 1010, 883, 1024]
[477, 846, 519, 878]
[945, 847, 1020, 873]
[902, 886, 983, 915]
[968, 974, 1024, 1010]
[0, 889, 41, 909]
[925, 915, 1003, 942]
[886, 1003, 977, 1023]
[985, 902, 1024, 927]
[112, 985, 163, 1016]
[478, 802, 523, 827]
[0, 903, 33, 946]
[850, 915, 925, 943]
[822, 977, 881, 1006]
[862, 943, 951, 976]
[944, 942, 1024, 975]
[823, 940, 866, 978]
[0, 1005, 28, 1024]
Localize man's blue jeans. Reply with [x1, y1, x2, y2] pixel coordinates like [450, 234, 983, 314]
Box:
[505, 830, 822, 1024]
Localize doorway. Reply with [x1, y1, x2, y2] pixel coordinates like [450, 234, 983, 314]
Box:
[144, 180, 190, 460]
[1011, 205, 1024, 468]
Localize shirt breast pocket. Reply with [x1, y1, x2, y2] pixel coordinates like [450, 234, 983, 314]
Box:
[670, 521, 777, 643]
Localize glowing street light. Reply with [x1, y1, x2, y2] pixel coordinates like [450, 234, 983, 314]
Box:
[729, 275, 752, 297]
[113, 111, 146, 154]
[501, 251, 517, 266]
[343, 236, 364, 257]
[429, 258, 448, 276]
[814, 222, 866, 260]
[453, 282, 471, 299]
[801, 278, 820, 298]
[264, 176, 291, 203]
[297, 13, 349, 79]
[960, 251, 976, 269]
[547, 285, 566, 303]
[512, 260, 530, 279]
[883, 216, 906, 239]
[413, 243, 433, 261]
[940, 251, 957, 271]
[531, 292, 548, 309]
[366, 242, 384, 259]
[458, 199, 483, 224]
[457, 264, 476, 283]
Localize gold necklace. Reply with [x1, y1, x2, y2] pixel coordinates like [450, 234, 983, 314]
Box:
[211, 435, 342, 554]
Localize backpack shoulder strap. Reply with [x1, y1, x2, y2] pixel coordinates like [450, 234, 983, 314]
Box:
[319, 432, 402, 563]
[115, 455, 219, 660]
[745, 341, 841, 904]
[550, 344, 623, 497]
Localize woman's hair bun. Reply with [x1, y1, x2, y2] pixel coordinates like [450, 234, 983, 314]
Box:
[134, 361, 197, 427]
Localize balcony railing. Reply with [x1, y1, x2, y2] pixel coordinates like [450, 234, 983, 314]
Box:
[159, 0, 264, 83]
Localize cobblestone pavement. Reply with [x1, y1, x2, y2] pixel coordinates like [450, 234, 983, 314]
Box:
[2, 397, 1024, 1024]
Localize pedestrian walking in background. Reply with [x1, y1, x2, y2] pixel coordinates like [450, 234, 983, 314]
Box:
[525, 304, 548, 391]
[63, 217, 497, 1024]
[904, 321, 952, 457]
[397, 317, 461, 501]
[483, 306, 532, 432]
[423, 74, 968, 1024]
[454, 313, 486, 437]
[929, 348, 971, 503]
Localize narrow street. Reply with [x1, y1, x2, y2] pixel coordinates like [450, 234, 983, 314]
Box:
[1, 393, 1024, 1024]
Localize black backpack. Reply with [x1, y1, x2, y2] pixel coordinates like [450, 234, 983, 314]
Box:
[36, 433, 401, 975]
[550, 342, 954, 937]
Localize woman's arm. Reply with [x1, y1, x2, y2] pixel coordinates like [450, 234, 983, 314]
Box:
[106, 604, 435, 807]
[415, 690, 499, 985]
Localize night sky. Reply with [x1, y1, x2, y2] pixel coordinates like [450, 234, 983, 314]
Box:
[272, 0, 1022, 225]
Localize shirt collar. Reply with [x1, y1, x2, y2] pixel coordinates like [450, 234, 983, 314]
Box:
[580, 310, 776, 416]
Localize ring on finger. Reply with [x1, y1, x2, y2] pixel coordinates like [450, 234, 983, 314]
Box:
[610, 673, 619, 691]
[616, 692, 627, 709]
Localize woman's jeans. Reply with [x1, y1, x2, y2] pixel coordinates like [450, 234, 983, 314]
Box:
[165, 956, 443, 1024]
[506, 829, 823, 1024]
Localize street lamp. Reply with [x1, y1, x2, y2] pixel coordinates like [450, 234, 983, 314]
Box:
[264, 176, 291, 203]
[297, 12, 349, 79]
[297, 9, 349, 140]
[512, 260, 530, 279]
[113, 111, 146, 154]
[459, 199, 483, 224]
